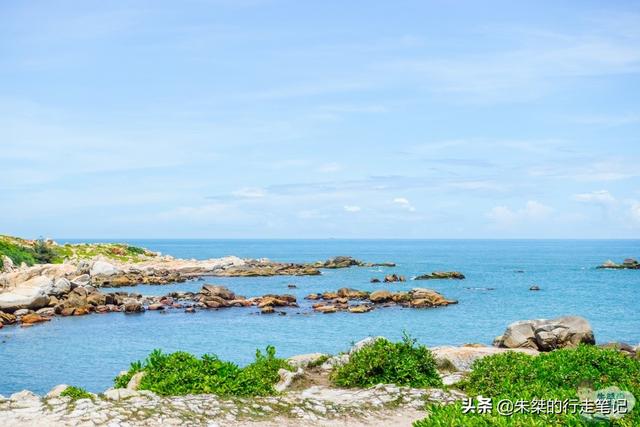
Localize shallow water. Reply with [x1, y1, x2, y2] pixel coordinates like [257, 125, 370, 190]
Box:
[1, 239, 638, 395]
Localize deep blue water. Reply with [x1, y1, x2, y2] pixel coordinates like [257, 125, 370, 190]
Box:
[1, 239, 638, 395]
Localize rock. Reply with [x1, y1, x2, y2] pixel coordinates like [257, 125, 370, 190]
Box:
[369, 290, 392, 303]
[598, 259, 640, 269]
[432, 346, 539, 372]
[0, 278, 51, 312]
[20, 313, 51, 325]
[441, 373, 466, 386]
[86, 292, 107, 306]
[287, 284, 297, 289]
[598, 342, 637, 358]
[14, 308, 31, 316]
[70, 274, 91, 287]
[184, 307, 196, 313]
[103, 388, 139, 401]
[126, 371, 145, 390]
[320, 354, 350, 370]
[48, 278, 71, 296]
[10, 390, 40, 403]
[274, 367, 304, 392]
[287, 353, 330, 369]
[350, 336, 387, 355]
[415, 271, 465, 280]
[336, 288, 369, 299]
[370, 278, 381, 283]
[529, 285, 540, 291]
[201, 285, 235, 300]
[0, 311, 17, 325]
[123, 300, 144, 313]
[408, 288, 457, 307]
[314, 305, 337, 314]
[261, 306, 275, 314]
[46, 384, 69, 398]
[318, 256, 365, 269]
[90, 261, 119, 277]
[1, 255, 14, 273]
[73, 307, 90, 316]
[348, 304, 372, 313]
[147, 303, 165, 311]
[383, 274, 405, 283]
[496, 316, 595, 351]
[36, 307, 55, 316]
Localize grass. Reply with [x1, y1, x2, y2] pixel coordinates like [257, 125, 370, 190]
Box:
[331, 334, 442, 388]
[60, 386, 93, 401]
[415, 345, 640, 426]
[114, 346, 292, 397]
[0, 234, 156, 267]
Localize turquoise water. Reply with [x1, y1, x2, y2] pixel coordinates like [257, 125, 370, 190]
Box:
[1, 239, 638, 395]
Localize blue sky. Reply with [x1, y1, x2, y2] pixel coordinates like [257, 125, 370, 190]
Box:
[2, 0, 640, 238]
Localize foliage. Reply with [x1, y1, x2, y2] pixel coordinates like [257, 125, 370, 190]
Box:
[114, 346, 292, 397]
[416, 345, 640, 426]
[0, 238, 37, 267]
[32, 239, 57, 264]
[60, 386, 93, 401]
[331, 334, 442, 388]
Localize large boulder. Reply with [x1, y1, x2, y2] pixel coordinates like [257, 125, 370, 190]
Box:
[432, 345, 539, 372]
[200, 285, 235, 300]
[1, 256, 14, 273]
[90, 261, 119, 277]
[369, 290, 392, 303]
[495, 316, 595, 351]
[46, 278, 71, 296]
[0, 277, 51, 312]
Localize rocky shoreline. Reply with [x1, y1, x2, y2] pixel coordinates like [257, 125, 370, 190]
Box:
[1, 316, 637, 426]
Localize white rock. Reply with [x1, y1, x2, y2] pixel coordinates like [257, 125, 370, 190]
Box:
[126, 371, 145, 391]
[274, 368, 304, 392]
[10, 390, 41, 403]
[103, 388, 139, 401]
[1, 255, 14, 272]
[287, 353, 329, 369]
[350, 336, 387, 355]
[46, 384, 69, 398]
[48, 278, 71, 296]
[0, 279, 50, 311]
[90, 261, 119, 277]
[320, 354, 349, 371]
[432, 345, 539, 372]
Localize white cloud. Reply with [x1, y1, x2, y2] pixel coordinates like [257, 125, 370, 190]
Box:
[344, 205, 361, 213]
[487, 200, 553, 226]
[232, 187, 267, 198]
[393, 197, 416, 212]
[572, 190, 616, 204]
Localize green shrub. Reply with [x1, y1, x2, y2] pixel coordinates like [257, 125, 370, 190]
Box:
[331, 334, 442, 388]
[114, 346, 292, 397]
[32, 239, 56, 264]
[417, 345, 640, 426]
[126, 245, 146, 255]
[60, 386, 93, 401]
[0, 240, 37, 267]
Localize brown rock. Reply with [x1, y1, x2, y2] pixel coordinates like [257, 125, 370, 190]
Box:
[315, 305, 337, 314]
[200, 285, 236, 300]
[0, 311, 17, 325]
[74, 307, 90, 316]
[348, 305, 372, 313]
[147, 303, 165, 311]
[261, 306, 275, 314]
[20, 313, 51, 325]
[337, 288, 369, 299]
[369, 290, 392, 303]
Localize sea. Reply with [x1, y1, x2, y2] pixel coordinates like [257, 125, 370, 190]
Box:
[0, 239, 638, 395]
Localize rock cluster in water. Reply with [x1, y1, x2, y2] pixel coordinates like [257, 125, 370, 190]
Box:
[306, 287, 458, 314]
[597, 258, 639, 269]
[414, 271, 465, 280]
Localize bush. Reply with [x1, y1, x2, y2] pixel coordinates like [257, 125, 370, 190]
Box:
[114, 346, 292, 397]
[331, 334, 442, 388]
[32, 239, 56, 264]
[416, 345, 640, 426]
[126, 245, 146, 255]
[0, 240, 37, 267]
[60, 386, 93, 401]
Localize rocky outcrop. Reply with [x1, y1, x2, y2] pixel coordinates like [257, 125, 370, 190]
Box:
[432, 345, 539, 372]
[494, 316, 595, 351]
[307, 287, 457, 313]
[414, 271, 465, 280]
[0, 276, 50, 312]
[383, 274, 405, 283]
[597, 258, 639, 269]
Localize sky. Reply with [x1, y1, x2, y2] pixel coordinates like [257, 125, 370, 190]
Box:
[1, 0, 640, 239]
